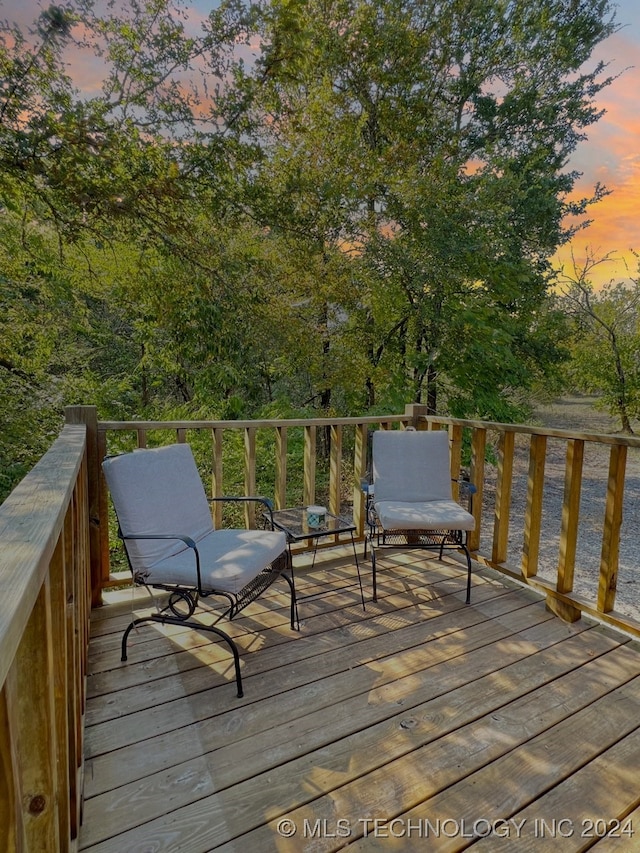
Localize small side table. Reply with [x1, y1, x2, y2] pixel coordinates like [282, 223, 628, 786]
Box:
[267, 507, 365, 623]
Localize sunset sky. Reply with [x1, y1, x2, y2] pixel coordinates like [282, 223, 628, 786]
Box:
[555, 0, 640, 287]
[3, 0, 638, 287]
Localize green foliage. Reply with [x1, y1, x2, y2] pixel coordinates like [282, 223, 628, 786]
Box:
[241, 0, 615, 416]
[0, 0, 620, 500]
[559, 252, 640, 433]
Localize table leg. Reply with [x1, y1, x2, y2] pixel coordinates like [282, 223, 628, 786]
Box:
[350, 532, 366, 611]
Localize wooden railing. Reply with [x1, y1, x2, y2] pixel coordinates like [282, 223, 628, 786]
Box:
[411, 411, 640, 638]
[1, 403, 638, 848]
[67, 403, 640, 639]
[0, 424, 92, 852]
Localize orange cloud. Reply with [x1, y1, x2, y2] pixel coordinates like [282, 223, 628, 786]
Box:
[555, 27, 640, 287]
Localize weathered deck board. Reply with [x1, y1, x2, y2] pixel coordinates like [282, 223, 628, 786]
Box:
[79, 551, 640, 852]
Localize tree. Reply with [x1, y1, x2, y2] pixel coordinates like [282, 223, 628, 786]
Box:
[232, 0, 616, 417]
[0, 0, 623, 501]
[0, 1, 259, 497]
[559, 251, 640, 434]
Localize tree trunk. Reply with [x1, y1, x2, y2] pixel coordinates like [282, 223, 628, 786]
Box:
[426, 363, 437, 415]
[618, 402, 634, 435]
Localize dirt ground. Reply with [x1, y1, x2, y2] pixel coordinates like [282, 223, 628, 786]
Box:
[478, 395, 640, 622]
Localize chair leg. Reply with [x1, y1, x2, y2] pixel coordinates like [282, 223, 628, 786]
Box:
[121, 614, 244, 698]
[280, 567, 299, 630]
[463, 546, 472, 605]
[371, 545, 377, 602]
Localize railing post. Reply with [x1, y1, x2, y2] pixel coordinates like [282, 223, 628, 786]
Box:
[64, 406, 102, 607]
[405, 403, 429, 429]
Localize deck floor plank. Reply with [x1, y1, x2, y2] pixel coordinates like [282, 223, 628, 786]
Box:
[85, 577, 505, 720]
[83, 586, 523, 796]
[79, 555, 640, 852]
[85, 557, 478, 690]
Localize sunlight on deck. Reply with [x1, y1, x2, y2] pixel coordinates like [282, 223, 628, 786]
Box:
[78, 547, 640, 852]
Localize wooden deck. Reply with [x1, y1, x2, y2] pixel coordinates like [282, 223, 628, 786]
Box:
[80, 549, 640, 852]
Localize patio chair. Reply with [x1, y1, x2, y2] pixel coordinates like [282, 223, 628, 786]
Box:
[365, 429, 476, 604]
[102, 443, 296, 698]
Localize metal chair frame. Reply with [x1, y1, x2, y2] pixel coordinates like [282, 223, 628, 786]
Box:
[104, 447, 296, 699]
[363, 480, 475, 604]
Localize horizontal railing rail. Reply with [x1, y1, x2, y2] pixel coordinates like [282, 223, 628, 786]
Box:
[0, 423, 92, 852]
[66, 403, 640, 639]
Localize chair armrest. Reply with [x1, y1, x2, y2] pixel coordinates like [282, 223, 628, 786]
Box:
[455, 479, 477, 512]
[119, 532, 197, 549]
[118, 531, 201, 586]
[208, 495, 276, 529]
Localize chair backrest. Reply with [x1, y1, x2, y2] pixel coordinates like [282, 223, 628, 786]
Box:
[102, 443, 214, 572]
[372, 429, 452, 503]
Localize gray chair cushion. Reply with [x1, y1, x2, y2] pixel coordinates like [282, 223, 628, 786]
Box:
[375, 499, 475, 532]
[372, 430, 453, 503]
[147, 527, 287, 594]
[103, 443, 214, 574]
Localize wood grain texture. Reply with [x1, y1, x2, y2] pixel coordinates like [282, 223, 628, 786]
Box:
[78, 556, 640, 852]
[0, 425, 92, 851]
[523, 433, 547, 578]
[492, 430, 515, 564]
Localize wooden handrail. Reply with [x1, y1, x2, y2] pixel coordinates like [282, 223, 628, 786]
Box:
[0, 424, 92, 851]
[65, 402, 640, 639]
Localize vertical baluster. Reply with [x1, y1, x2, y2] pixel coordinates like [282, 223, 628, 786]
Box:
[329, 424, 342, 522]
[469, 427, 486, 553]
[598, 444, 627, 613]
[492, 430, 514, 564]
[546, 438, 585, 623]
[97, 429, 109, 601]
[304, 425, 317, 508]
[50, 535, 71, 846]
[275, 427, 288, 511]
[66, 492, 82, 841]
[449, 424, 463, 502]
[6, 581, 60, 851]
[558, 438, 584, 593]
[211, 428, 223, 529]
[0, 686, 17, 851]
[523, 433, 547, 578]
[244, 427, 257, 528]
[353, 424, 368, 537]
